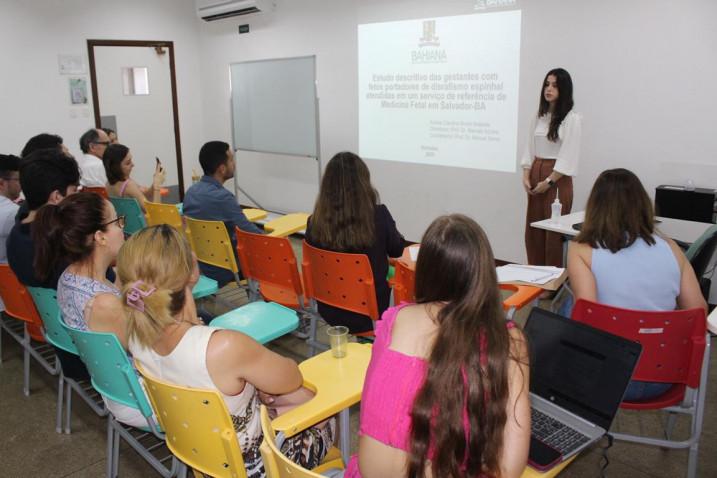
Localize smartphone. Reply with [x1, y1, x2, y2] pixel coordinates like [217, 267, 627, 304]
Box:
[528, 437, 563, 471]
[155, 157, 162, 166]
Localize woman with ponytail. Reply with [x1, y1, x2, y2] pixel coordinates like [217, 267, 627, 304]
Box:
[121, 225, 335, 478]
[345, 214, 531, 478]
[37, 192, 148, 426]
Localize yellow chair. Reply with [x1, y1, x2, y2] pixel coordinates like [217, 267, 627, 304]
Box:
[243, 208, 268, 222]
[185, 216, 242, 286]
[259, 405, 344, 478]
[145, 200, 185, 231]
[136, 362, 248, 478]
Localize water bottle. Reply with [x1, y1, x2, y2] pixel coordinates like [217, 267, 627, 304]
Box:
[550, 189, 562, 223]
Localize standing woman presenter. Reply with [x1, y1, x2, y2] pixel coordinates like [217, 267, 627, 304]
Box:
[522, 68, 581, 266]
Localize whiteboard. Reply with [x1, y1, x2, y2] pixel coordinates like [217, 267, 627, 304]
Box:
[230, 56, 318, 157]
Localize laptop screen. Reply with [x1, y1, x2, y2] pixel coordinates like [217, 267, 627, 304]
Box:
[525, 308, 642, 431]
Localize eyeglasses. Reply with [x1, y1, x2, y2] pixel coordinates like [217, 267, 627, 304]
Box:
[102, 215, 126, 230]
[1, 176, 19, 182]
[92, 141, 111, 146]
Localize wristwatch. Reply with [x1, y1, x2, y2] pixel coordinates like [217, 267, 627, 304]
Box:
[546, 178, 555, 187]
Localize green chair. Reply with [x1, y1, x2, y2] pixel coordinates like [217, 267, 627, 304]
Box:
[684, 225, 717, 301]
[27, 287, 107, 433]
[192, 274, 219, 300]
[210, 301, 299, 344]
[109, 197, 147, 235]
[62, 323, 182, 478]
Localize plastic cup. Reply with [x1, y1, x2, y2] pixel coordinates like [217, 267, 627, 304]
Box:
[327, 326, 349, 358]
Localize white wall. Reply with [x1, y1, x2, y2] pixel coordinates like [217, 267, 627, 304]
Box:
[0, 0, 204, 189]
[196, 0, 717, 262]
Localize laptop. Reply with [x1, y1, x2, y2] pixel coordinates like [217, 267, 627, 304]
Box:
[524, 308, 642, 471]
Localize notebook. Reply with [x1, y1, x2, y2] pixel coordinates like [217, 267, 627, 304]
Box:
[524, 308, 642, 471]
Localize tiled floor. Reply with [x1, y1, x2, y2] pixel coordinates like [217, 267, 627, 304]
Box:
[1, 285, 716, 477]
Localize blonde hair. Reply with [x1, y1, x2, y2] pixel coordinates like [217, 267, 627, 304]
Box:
[118, 225, 194, 347]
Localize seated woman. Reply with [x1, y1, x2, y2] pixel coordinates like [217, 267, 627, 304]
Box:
[568, 168, 707, 400]
[119, 225, 334, 477]
[305, 152, 404, 334]
[103, 143, 165, 211]
[33, 192, 149, 426]
[346, 214, 530, 478]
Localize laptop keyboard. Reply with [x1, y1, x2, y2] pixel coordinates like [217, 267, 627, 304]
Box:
[531, 408, 591, 455]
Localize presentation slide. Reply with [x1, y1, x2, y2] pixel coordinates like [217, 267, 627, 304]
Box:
[358, 11, 521, 172]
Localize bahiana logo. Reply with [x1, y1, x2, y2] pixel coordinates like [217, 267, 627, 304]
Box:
[418, 20, 440, 48]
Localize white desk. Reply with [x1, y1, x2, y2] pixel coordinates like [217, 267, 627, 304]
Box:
[532, 211, 713, 245]
[708, 307, 717, 335]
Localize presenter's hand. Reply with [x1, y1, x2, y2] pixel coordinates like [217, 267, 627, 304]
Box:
[531, 180, 551, 195]
[522, 177, 533, 193]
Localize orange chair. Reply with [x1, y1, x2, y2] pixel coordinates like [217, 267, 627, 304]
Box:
[572, 299, 709, 478]
[235, 227, 305, 308]
[82, 186, 109, 199]
[0, 264, 56, 397]
[392, 260, 541, 319]
[301, 241, 379, 355]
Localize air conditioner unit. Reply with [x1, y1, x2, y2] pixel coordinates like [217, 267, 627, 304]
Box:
[196, 0, 274, 22]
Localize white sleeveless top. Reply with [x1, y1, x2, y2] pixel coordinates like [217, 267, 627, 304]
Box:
[129, 326, 263, 459]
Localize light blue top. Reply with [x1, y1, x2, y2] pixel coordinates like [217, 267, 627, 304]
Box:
[57, 269, 120, 331]
[592, 235, 680, 311]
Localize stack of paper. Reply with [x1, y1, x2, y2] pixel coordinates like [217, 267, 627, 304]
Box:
[496, 264, 564, 285]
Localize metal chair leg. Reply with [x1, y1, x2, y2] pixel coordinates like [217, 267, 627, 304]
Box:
[23, 325, 30, 396]
[64, 381, 72, 434]
[55, 374, 65, 434]
[106, 419, 114, 478]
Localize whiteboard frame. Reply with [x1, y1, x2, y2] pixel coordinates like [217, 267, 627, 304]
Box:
[229, 55, 321, 210]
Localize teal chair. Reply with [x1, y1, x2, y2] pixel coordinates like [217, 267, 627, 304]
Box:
[61, 323, 182, 478]
[684, 225, 717, 301]
[210, 301, 299, 344]
[109, 197, 147, 235]
[192, 274, 219, 300]
[27, 287, 107, 433]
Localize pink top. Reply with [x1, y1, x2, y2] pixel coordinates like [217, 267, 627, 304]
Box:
[345, 303, 514, 477]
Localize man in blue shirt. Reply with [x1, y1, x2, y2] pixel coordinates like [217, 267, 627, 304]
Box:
[183, 141, 263, 286]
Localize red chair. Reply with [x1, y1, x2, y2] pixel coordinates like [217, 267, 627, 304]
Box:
[235, 227, 305, 309]
[0, 264, 58, 397]
[82, 186, 109, 199]
[301, 241, 379, 355]
[392, 260, 541, 319]
[572, 299, 709, 478]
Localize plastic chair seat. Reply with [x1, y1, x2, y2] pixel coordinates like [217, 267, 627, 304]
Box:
[259, 281, 306, 309]
[210, 302, 299, 344]
[192, 275, 219, 300]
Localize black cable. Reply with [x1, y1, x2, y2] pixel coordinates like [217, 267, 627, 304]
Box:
[599, 433, 614, 477]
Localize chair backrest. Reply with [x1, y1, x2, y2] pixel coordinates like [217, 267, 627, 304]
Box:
[109, 196, 147, 235]
[393, 260, 416, 304]
[61, 323, 155, 419]
[26, 286, 78, 354]
[136, 362, 247, 478]
[259, 405, 325, 478]
[185, 216, 239, 274]
[83, 186, 109, 199]
[685, 225, 717, 299]
[572, 299, 707, 388]
[301, 241, 379, 320]
[145, 200, 184, 230]
[0, 264, 45, 341]
[235, 227, 303, 307]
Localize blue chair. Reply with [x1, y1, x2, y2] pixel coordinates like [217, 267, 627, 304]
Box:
[210, 301, 299, 344]
[27, 287, 107, 433]
[61, 323, 183, 478]
[192, 274, 219, 300]
[109, 197, 147, 235]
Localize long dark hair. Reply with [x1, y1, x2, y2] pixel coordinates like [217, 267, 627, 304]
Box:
[538, 68, 574, 141]
[308, 152, 378, 251]
[408, 214, 515, 478]
[103, 143, 130, 185]
[33, 192, 108, 282]
[576, 168, 656, 253]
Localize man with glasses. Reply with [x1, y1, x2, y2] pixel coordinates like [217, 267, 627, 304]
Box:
[0, 154, 21, 261]
[78, 128, 111, 187]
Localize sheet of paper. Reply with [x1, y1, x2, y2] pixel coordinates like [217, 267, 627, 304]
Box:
[496, 264, 564, 285]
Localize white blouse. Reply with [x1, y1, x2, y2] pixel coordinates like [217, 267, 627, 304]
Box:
[520, 110, 582, 176]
